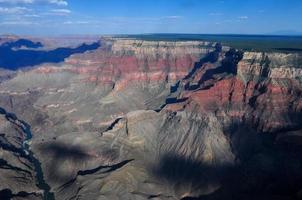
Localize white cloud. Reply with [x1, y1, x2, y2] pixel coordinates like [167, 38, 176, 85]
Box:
[50, 8, 71, 15]
[24, 14, 40, 17]
[0, 0, 68, 6]
[0, 0, 34, 3]
[1, 20, 38, 25]
[63, 20, 90, 25]
[0, 6, 31, 14]
[163, 15, 183, 19]
[49, 0, 67, 6]
[238, 16, 248, 20]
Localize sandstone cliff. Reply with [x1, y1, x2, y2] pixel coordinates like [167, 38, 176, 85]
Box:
[0, 37, 302, 200]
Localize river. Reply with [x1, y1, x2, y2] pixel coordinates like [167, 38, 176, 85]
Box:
[0, 107, 54, 200]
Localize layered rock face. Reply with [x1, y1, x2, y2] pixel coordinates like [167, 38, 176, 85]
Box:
[10, 39, 215, 129]
[0, 108, 43, 200]
[59, 39, 215, 87]
[163, 49, 302, 199]
[0, 37, 302, 200]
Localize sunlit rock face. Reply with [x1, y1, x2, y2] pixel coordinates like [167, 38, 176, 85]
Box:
[167, 50, 302, 131]
[238, 51, 302, 81]
[0, 37, 302, 200]
[3, 38, 216, 130]
[60, 39, 215, 87]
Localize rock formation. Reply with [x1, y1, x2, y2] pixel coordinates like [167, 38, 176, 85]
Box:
[0, 36, 302, 200]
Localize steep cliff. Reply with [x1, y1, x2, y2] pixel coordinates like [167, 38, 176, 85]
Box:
[0, 37, 302, 200]
[0, 108, 44, 200]
[162, 49, 302, 199]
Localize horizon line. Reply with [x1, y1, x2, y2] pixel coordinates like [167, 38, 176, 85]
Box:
[1, 32, 302, 38]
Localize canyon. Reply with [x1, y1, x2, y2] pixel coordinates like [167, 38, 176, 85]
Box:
[0, 35, 302, 200]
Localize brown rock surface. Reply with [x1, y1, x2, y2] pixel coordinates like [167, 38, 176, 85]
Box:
[0, 37, 302, 200]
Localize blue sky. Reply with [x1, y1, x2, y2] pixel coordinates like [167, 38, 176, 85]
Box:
[0, 0, 301, 35]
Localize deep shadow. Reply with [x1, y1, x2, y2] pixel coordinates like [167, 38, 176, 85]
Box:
[248, 84, 267, 108]
[170, 81, 180, 93]
[0, 138, 28, 158]
[39, 142, 91, 182]
[259, 53, 271, 78]
[0, 107, 7, 115]
[184, 43, 222, 80]
[197, 48, 243, 86]
[188, 119, 302, 200]
[156, 44, 242, 112]
[165, 97, 188, 104]
[56, 159, 134, 195]
[77, 159, 134, 176]
[183, 48, 243, 91]
[0, 39, 100, 70]
[154, 114, 302, 200]
[157, 43, 224, 112]
[0, 158, 31, 175]
[0, 189, 12, 200]
[0, 189, 38, 200]
[2, 39, 42, 49]
[105, 117, 123, 132]
[153, 153, 233, 188]
[40, 142, 90, 161]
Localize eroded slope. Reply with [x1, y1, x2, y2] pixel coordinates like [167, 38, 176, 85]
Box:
[0, 37, 302, 200]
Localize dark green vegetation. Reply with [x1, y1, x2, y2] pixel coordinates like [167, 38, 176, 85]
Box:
[119, 34, 302, 52]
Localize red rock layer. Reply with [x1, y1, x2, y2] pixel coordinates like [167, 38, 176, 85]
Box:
[30, 39, 217, 92]
[167, 76, 302, 133]
[165, 49, 302, 134]
[34, 46, 204, 90]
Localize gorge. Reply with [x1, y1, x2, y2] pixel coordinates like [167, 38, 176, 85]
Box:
[0, 35, 302, 200]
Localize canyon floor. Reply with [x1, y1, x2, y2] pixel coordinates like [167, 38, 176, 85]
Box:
[0, 35, 302, 200]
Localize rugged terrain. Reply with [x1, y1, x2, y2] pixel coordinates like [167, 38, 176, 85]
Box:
[0, 36, 302, 200]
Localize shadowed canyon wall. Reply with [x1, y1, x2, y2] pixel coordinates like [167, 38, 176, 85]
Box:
[0, 37, 302, 200]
